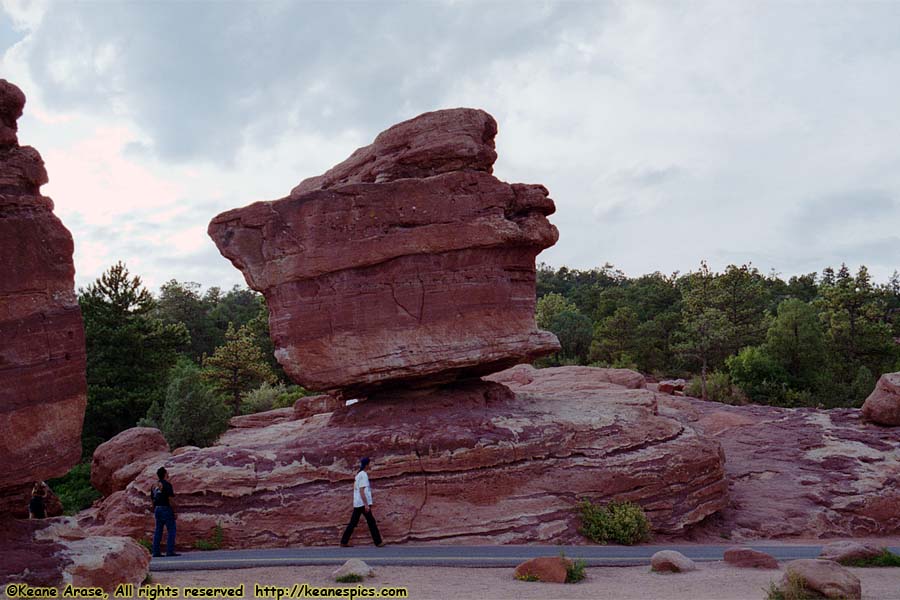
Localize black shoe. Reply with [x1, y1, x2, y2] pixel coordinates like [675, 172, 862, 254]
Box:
[376, 542, 385, 547]
[152, 553, 162, 557]
[340, 543, 351, 547]
[166, 552, 181, 557]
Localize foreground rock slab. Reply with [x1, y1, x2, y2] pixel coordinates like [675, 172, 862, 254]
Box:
[79, 366, 727, 548]
[0, 78, 87, 502]
[208, 108, 560, 397]
[779, 559, 861, 599]
[0, 517, 149, 590]
[862, 372, 900, 426]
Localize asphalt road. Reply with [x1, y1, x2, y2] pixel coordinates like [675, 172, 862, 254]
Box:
[149, 544, 900, 571]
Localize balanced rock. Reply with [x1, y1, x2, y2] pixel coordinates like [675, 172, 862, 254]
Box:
[819, 541, 885, 564]
[723, 547, 778, 569]
[0, 78, 86, 496]
[91, 427, 171, 497]
[332, 558, 373, 580]
[650, 550, 697, 573]
[79, 366, 727, 548]
[514, 556, 572, 583]
[862, 372, 900, 426]
[208, 108, 560, 397]
[779, 559, 861, 599]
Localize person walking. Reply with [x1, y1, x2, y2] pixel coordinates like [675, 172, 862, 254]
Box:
[151, 467, 180, 557]
[340, 457, 384, 547]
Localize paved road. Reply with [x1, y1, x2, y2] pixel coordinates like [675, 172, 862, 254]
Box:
[149, 544, 900, 571]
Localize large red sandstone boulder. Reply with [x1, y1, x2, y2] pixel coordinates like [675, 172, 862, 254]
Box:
[819, 541, 886, 564]
[208, 108, 560, 397]
[513, 556, 572, 583]
[0, 517, 150, 590]
[861, 372, 900, 426]
[650, 550, 696, 573]
[79, 366, 727, 548]
[0, 79, 86, 505]
[658, 395, 900, 540]
[91, 427, 171, 497]
[779, 559, 861, 599]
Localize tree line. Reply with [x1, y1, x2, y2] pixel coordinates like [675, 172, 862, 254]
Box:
[536, 261, 900, 407]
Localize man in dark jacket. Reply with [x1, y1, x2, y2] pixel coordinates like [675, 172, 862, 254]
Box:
[151, 467, 179, 557]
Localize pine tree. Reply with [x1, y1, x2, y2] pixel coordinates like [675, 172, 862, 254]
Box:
[202, 323, 276, 414]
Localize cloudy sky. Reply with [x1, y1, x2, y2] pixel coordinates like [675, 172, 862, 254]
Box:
[2, 0, 899, 292]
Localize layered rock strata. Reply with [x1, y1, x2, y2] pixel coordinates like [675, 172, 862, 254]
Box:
[79, 366, 728, 547]
[0, 79, 87, 495]
[659, 393, 900, 540]
[208, 108, 560, 397]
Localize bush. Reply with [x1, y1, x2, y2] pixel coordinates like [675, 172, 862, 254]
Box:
[685, 371, 747, 405]
[240, 382, 308, 414]
[194, 524, 224, 551]
[840, 549, 900, 567]
[136, 538, 152, 552]
[765, 571, 815, 600]
[161, 360, 230, 448]
[577, 499, 650, 545]
[335, 574, 364, 583]
[727, 346, 790, 404]
[47, 461, 101, 514]
[566, 559, 586, 583]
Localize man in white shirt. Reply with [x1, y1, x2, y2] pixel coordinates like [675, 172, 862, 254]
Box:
[340, 457, 384, 547]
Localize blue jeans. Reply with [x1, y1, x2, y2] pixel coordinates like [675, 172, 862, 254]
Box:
[152, 506, 176, 556]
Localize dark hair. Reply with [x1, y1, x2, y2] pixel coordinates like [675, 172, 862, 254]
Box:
[157, 467, 167, 479]
[360, 457, 370, 470]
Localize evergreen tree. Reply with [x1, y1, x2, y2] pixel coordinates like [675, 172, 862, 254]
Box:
[161, 360, 230, 447]
[202, 322, 276, 414]
[80, 262, 188, 452]
[765, 298, 826, 390]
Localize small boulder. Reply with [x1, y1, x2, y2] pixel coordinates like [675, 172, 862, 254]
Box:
[779, 559, 861, 600]
[514, 556, 572, 583]
[819, 541, 885, 564]
[294, 394, 345, 419]
[91, 428, 171, 497]
[651, 550, 697, 573]
[862, 372, 900, 426]
[333, 558, 373, 580]
[723, 547, 778, 569]
[658, 379, 686, 395]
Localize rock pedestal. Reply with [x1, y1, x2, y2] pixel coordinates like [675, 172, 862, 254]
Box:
[209, 108, 560, 397]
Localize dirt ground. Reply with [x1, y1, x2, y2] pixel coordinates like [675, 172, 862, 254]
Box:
[142, 563, 900, 600]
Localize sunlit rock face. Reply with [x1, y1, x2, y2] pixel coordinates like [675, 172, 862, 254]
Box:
[208, 108, 560, 397]
[0, 78, 86, 497]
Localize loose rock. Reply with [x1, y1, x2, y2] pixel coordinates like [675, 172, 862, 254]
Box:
[723, 547, 778, 569]
[819, 541, 886, 564]
[333, 558, 373, 580]
[650, 550, 697, 573]
[514, 556, 571, 583]
[779, 559, 861, 599]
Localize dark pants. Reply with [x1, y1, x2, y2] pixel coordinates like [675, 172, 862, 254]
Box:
[152, 506, 177, 556]
[340, 507, 382, 546]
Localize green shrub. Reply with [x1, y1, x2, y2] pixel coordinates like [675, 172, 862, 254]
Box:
[685, 371, 747, 405]
[47, 461, 101, 515]
[241, 382, 308, 414]
[335, 574, 364, 583]
[727, 346, 790, 405]
[839, 549, 900, 567]
[193, 524, 224, 551]
[565, 559, 586, 583]
[161, 360, 230, 448]
[577, 499, 650, 545]
[764, 571, 815, 600]
[514, 573, 539, 582]
[136, 538, 153, 552]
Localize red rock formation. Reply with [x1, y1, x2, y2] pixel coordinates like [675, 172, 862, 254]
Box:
[513, 556, 572, 583]
[723, 547, 778, 569]
[79, 366, 728, 547]
[0, 518, 150, 590]
[91, 427, 171, 497]
[0, 78, 86, 498]
[659, 394, 900, 540]
[208, 108, 560, 397]
[861, 372, 900, 426]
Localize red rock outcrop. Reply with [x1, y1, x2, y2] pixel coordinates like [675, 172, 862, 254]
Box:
[861, 372, 900, 426]
[0, 80, 148, 591]
[91, 427, 171, 496]
[0, 79, 87, 497]
[659, 394, 900, 540]
[513, 556, 572, 583]
[208, 108, 560, 397]
[0, 518, 150, 590]
[79, 366, 728, 547]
